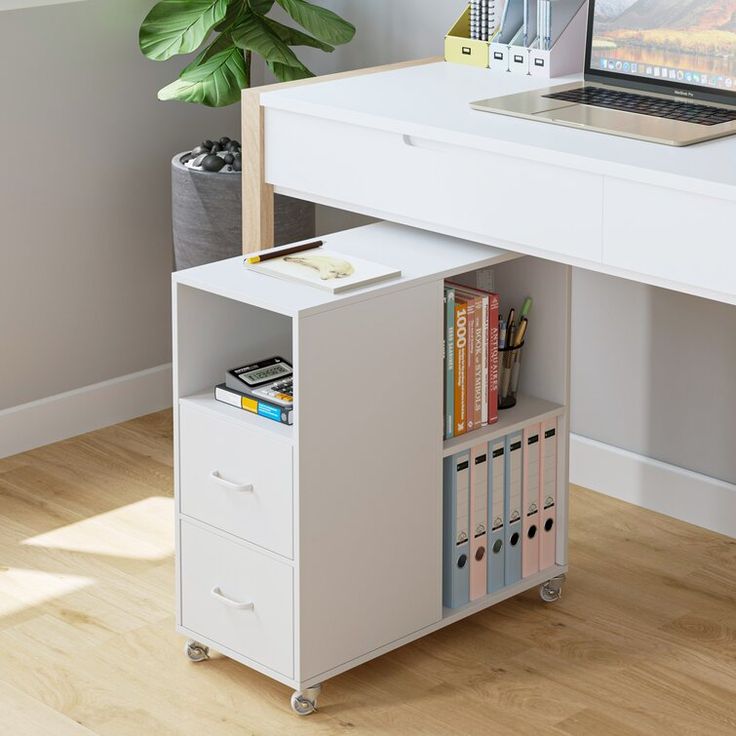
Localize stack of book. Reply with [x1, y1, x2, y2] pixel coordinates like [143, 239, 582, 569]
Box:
[443, 281, 500, 439]
[214, 357, 294, 426]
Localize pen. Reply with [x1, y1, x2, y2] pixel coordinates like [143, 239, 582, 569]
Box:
[245, 239, 324, 265]
[499, 318, 507, 349]
[514, 316, 528, 347]
[520, 297, 533, 318]
[506, 308, 516, 347]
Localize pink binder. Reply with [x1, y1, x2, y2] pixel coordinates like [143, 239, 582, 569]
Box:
[522, 424, 541, 578]
[469, 444, 489, 600]
[540, 418, 558, 570]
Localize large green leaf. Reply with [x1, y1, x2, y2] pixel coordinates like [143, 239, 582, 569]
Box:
[275, 0, 354, 44]
[264, 17, 334, 52]
[267, 59, 314, 82]
[214, 0, 247, 32]
[158, 43, 247, 106]
[232, 11, 302, 66]
[140, 0, 229, 61]
[248, 0, 275, 14]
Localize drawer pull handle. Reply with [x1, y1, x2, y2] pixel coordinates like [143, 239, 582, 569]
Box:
[209, 470, 253, 493]
[211, 586, 255, 611]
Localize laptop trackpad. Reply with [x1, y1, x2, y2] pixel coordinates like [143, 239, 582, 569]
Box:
[536, 105, 635, 129]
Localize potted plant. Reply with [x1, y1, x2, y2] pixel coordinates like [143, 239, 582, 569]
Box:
[139, 0, 356, 269]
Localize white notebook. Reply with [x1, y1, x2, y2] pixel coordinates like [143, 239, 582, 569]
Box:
[245, 248, 401, 294]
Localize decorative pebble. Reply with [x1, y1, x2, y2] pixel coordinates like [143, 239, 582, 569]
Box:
[233, 158, 242, 172]
[192, 153, 209, 167]
[191, 145, 208, 156]
[202, 139, 214, 149]
[223, 153, 234, 165]
[226, 141, 240, 152]
[201, 154, 225, 172]
[219, 136, 231, 145]
[209, 143, 221, 154]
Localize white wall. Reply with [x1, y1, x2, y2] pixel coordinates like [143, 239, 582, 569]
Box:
[0, 0, 239, 411]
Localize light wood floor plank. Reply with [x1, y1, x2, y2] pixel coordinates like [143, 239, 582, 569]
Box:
[0, 410, 734, 734]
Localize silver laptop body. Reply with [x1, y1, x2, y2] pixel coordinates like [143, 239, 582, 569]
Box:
[472, 0, 736, 147]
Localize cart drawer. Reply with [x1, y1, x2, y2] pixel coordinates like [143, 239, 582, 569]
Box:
[179, 400, 293, 558]
[265, 108, 604, 264]
[180, 520, 293, 678]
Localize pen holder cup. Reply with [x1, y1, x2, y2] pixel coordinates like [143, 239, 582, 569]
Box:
[498, 342, 524, 410]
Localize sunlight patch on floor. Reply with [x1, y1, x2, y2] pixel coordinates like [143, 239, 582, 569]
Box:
[0, 567, 94, 617]
[21, 496, 174, 560]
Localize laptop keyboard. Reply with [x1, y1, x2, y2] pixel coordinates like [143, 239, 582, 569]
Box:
[544, 86, 736, 126]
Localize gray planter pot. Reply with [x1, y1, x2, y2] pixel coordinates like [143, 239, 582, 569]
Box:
[171, 153, 315, 271]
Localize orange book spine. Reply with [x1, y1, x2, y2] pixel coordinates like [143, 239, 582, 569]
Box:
[454, 301, 468, 436]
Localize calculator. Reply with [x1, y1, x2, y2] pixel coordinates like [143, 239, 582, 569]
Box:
[226, 357, 294, 408]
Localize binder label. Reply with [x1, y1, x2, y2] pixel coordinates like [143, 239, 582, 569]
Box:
[455, 458, 470, 545]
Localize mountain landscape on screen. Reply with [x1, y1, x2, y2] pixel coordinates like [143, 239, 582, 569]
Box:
[594, 0, 736, 56]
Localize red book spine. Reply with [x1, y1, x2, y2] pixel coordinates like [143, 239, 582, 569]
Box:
[465, 299, 476, 432]
[454, 301, 467, 436]
[488, 293, 500, 425]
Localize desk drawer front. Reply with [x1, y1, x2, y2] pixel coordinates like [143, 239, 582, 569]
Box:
[179, 402, 293, 558]
[603, 179, 736, 298]
[266, 110, 603, 263]
[180, 520, 294, 677]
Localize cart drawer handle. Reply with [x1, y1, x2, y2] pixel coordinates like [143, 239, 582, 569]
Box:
[209, 470, 253, 493]
[211, 586, 255, 610]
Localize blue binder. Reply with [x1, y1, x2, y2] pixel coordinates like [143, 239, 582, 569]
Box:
[443, 452, 471, 608]
[487, 438, 506, 593]
[504, 431, 523, 585]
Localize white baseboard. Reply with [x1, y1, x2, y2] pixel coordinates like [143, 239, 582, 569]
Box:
[570, 434, 736, 538]
[0, 364, 173, 460]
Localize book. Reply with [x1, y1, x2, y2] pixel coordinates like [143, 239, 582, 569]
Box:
[450, 286, 486, 432]
[466, 298, 476, 432]
[454, 298, 468, 436]
[214, 383, 293, 425]
[445, 287, 456, 440]
[245, 247, 401, 294]
[487, 293, 500, 425]
[449, 280, 499, 429]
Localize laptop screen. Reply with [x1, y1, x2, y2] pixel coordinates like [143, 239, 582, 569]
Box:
[586, 0, 736, 100]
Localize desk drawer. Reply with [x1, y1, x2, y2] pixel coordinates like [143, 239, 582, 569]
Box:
[179, 401, 293, 558]
[266, 109, 603, 263]
[180, 520, 293, 677]
[603, 179, 736, 298]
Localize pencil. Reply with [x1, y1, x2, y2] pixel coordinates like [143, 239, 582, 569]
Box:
[245, 239, 324, 265]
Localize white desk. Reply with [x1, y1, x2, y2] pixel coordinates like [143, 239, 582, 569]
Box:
[256, 61, 736, 304]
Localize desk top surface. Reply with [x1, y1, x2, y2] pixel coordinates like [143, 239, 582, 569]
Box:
[262, 62, 736, 200]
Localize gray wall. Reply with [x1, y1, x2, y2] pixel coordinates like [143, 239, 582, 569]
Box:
[286, 0, 736, 486]
[6, 1, 735, 486]
[0, 0, 239, 409]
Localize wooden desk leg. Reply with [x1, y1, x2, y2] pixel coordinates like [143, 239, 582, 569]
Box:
[242, 90, 273, 254]
[241, 57, 443, 254]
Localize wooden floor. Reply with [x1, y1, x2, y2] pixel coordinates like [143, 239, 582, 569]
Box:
[1, 412, 735, 735]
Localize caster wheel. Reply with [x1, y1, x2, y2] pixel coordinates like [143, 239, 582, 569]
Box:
[184, 639, 209, 662]
[290, 684, 321, 716]
[540, 574, 565, 603]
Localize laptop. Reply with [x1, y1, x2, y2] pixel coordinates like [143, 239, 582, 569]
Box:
[471, 0, 736, 146]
